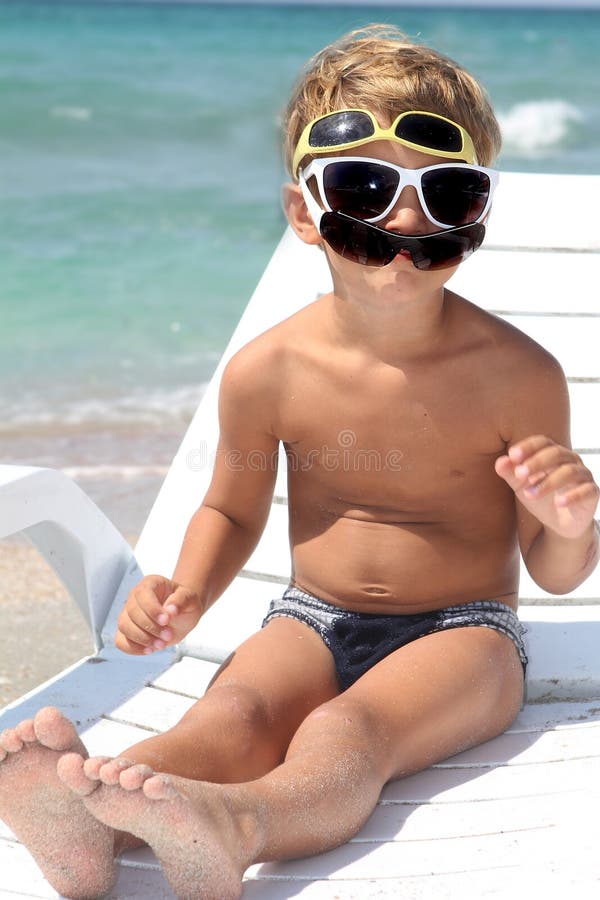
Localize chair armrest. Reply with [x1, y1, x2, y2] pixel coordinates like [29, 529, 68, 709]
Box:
[0, 465, 142, 650]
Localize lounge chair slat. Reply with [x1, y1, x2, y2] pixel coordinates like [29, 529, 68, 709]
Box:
[249, 826, 566, 881]
[506, 699, 600, 730]
[501, 315, 600, 378]
[436, 720, 600, 767]
[352, 794, 560, 841]
[180, 576, 280, 661]
[239, 874, 526, 899]
[81, 717, 161, 758]
[150, 656, 221, 696]
[381, 754, 596, 803]
[449, 248, 600, 315]
[0, 841, 59, 898]
[567, 383, 600, 448]
[0, 646, 175, 732]
[484, 172, 600, 251]
[106, 686, 196, 733]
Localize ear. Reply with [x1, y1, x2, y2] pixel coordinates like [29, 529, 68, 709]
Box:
[282, 182, 322, 246]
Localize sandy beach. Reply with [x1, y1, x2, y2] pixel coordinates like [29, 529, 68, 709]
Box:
[0, 534, 136, 708]
[0, 536, 97, 707]
[0, 432, 173, 710]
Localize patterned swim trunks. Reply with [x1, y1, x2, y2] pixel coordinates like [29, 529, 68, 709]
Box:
[262, 585, 528, 690]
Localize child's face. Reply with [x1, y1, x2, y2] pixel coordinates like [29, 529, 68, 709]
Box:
[339, 138, 455, 236]
[285, 106, 493, 301]
[312, 140, 467, 298]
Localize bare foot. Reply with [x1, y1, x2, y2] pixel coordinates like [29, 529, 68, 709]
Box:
[0, 707, 115, 899]
[58, 754, 252, 900]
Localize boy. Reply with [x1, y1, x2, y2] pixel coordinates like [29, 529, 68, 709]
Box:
[1, 24, 598, 900]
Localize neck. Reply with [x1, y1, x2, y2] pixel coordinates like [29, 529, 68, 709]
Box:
[327, 281, 450, 366]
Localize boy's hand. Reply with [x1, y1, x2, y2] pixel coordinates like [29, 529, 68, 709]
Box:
[495, 435, 599, 540]
[115, 574, 204, 656]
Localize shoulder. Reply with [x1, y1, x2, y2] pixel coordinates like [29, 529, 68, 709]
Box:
[452, 293, 564, 383]
[449, 293, 569, 442]
[481, 305, 566, 395]
[219, 298, 325, 409]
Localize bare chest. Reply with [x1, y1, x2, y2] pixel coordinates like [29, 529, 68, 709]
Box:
[281, 363, 506, 516]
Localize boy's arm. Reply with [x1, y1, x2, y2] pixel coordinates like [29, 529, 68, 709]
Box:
[115, 343, 280, 655]
[495, 354, 599, 595]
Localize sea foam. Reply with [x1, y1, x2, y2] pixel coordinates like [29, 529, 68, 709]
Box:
[498, 100, 583, 157]
[0, 383, 206, 435]
[50, 106, 92, 122]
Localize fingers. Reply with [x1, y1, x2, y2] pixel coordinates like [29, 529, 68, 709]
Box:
[554, 481, 600, 510]
[496, 436, 599, 509]
[115, 576, 186, 656]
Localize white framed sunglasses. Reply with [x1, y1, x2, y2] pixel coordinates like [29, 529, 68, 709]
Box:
[297, 167, 486, 270]
[301, 156, 499, 230]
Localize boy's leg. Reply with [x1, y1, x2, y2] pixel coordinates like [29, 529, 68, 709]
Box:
[237, 622, 525, 859]
[59, 625, 524, 898]
[0, 616, 339, 897]
[117, 616, 340, 782]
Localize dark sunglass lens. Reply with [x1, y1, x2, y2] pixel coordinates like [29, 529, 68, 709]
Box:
[320, 213, 396, 266]
[309, 111, 374, 148]
[320, 213, 484, 270]
[323, 161, 399, 219]
[415, 224, 485, 270]
[421, 168, 490, 226]
[396, 113, 462, 153]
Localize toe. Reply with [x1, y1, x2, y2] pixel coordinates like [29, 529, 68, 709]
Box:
[34, 707, 80, 752]
[119, 763, 155, 791]
[83, 756, 113, 780]
[98, 757, 136, 786]
[56, 752, 100, 797]
[0, 728, 23, 753]
[143, 773, 179, 801]
[15, 719, 36, 743]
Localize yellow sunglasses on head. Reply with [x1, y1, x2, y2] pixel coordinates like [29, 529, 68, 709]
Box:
[292, 108, 478, 177]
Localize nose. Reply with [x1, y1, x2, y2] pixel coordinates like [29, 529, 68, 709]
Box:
[383, 185, 431, 234]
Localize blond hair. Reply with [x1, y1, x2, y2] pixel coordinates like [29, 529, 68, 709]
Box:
[283, 24, 501, 176]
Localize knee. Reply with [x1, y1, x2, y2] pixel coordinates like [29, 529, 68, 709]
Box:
[291, 697, 390, 777]
[178, 683, 271, 747]
[302, 697, 374, 734]
[202, 682, 271, 730]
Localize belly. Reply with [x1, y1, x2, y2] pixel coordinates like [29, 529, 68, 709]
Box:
[290, 513, 520, 614]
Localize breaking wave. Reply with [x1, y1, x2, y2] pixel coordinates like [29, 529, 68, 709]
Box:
[0, 383, 207, 435]
[498, 99, 583, 157]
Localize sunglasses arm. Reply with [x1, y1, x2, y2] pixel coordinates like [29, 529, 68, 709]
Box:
[298, 172, 326, 228]
[283, 179, 323, 246]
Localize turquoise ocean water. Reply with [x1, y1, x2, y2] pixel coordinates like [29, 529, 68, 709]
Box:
[2, 1, 599, 532]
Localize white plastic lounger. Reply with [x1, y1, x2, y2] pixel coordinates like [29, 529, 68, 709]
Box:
[1, 172, 599, 898]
